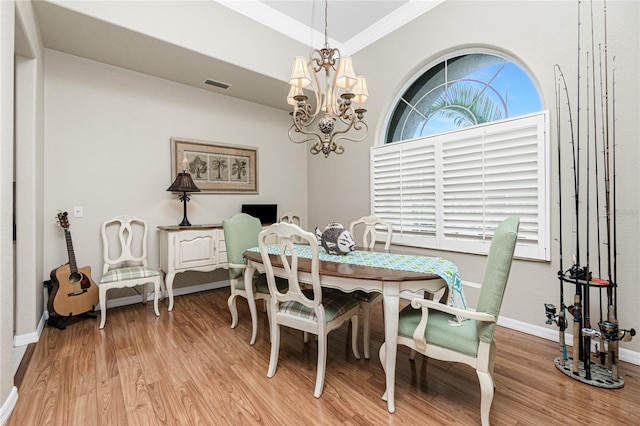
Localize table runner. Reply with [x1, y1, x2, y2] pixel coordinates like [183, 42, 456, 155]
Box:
[248, 244, 467, 322]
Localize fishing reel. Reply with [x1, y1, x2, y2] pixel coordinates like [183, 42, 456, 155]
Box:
[567, 264, 591, 281]
[598, 321, 636, 342]
[544, 303, 566, 330]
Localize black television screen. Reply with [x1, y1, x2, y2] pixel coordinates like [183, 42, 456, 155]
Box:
[241, 204, 277, 224]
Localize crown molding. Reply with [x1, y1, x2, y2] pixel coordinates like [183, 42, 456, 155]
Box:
[216, 0, 446, 56]
[343, 0, 445, 55]
[216, 0, 345, 51]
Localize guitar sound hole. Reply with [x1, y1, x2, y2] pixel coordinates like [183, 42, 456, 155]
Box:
[68, 272, 82, 283]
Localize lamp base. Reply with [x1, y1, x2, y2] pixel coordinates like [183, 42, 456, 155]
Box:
[178, 193, 192, 226]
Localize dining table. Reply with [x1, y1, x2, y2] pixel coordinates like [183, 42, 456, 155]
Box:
[243, 244, 464, 413]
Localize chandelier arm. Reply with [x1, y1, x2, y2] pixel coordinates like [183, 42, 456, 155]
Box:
[288, 123, 323, 145]
[330, 121, 369, 145]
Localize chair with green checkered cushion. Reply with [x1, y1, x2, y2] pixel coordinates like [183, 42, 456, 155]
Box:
[224, 213, 288, 345]
[99, 215, 163, 329]
[379, 216, 519, 426]
[349, 215, 393, 359]
[259, 222, 360, 398]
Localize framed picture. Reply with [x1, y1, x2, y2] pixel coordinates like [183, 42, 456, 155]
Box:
[171, 137, 258, 193]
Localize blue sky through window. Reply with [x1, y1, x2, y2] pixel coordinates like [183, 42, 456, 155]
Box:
[387, 54, 542, 142]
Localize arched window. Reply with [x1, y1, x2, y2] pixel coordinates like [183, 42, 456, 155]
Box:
[386, 53, 542, 142]
[372, 52, 549, 260]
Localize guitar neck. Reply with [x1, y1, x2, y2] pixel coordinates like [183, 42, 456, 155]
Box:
[64, 229, 78, 274]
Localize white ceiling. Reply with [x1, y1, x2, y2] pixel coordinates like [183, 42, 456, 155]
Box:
[29, 0, 444, 110]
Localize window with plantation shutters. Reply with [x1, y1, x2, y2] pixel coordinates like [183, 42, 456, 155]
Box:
[371, 112, 549, 260]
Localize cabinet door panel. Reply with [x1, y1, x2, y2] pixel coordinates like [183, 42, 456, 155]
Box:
[175, 232, 217, 268]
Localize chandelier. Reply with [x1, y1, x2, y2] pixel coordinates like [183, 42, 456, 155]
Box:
[287, 0, 369, 157]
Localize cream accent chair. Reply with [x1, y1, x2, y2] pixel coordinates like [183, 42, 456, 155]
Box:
[379, 216, 520, 425]
[99, 215, 163, 329]
[259, 222, 360, 398]
[279, 212, 303, 243]
[349, 215, 393, 359]
[279, 212, 302, 227]
[223, 212, 287, 345]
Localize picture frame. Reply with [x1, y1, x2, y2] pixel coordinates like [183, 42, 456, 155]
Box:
[171, 137, 258, 193]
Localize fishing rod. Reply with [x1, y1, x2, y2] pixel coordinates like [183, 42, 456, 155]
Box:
[611, 56, 618, 320]
[610, 55, 619, 379]
[590, 0, 604, 305]
[555, 66, 567, 362]
[596, 43, 606, 335]
[572, 0, 584, 377]
[583, 49, 592, 381]
[601, 0, 613, 306]
[556, 59, 581, 376]
[548, 65, 568, 362]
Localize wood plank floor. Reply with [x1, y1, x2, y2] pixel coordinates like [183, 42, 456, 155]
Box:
[8, 288, 640, 425]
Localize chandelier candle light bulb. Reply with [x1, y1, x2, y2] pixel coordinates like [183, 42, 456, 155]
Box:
[286, 0, 369, 157]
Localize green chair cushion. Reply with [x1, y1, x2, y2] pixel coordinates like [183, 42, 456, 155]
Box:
[279, 289, 359, 323]
[398, 304, 480, 357]
[237, 273, 288, 294]
[101, 266, 159, 284]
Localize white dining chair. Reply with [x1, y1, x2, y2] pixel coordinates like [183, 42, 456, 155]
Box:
[98, 215, 163, 329]
[259, 222, 360, 398]
[349, 215, 393, 359]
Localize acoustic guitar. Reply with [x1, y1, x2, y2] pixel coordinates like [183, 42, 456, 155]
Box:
[47, 211, 99, 318]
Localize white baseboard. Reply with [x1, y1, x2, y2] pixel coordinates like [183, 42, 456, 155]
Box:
[13, 312, 47, 347]
[0, 387, 18, 426]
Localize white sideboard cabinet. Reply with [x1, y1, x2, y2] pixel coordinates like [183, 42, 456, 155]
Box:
[158, 224, 228, 311]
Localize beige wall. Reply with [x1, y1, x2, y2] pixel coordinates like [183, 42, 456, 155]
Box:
[308, 0, 639, 357]
[42, 49, 308, 297]
[0, 0, 16, 418]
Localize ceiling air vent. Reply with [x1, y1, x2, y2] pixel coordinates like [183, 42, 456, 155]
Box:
[204, 79, 231, 90]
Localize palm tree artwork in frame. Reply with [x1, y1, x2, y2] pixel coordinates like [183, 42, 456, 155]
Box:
[170, 137, 257, 193]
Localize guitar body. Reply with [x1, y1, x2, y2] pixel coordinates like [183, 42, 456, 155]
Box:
[48, 263, 99, 317]
[48, 211, 99, 321]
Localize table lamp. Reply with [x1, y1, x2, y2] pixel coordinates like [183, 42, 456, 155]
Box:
[167, 156, 201, 226]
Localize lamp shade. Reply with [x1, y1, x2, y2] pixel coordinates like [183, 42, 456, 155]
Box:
[287, 85, 297, 106]
[352, 76, 369, 107]
[288, 56, 312, 89]
[166, 172, 201, 193]
[335, 57, 357, 89]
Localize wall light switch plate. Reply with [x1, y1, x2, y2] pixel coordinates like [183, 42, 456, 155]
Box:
[73, 206, 83, 218]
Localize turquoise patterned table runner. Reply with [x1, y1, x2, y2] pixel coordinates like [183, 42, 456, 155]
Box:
[248, 245, 467, 320]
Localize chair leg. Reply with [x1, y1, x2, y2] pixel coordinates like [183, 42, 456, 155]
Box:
[379, 343, 387, 401]
[267, 322, 280, 378]
[264, 298, 272, 343]
[350, 314, 360, 360]
[152, 279, 160, 317]
[314, 332, 327, 398]
[99, 285, 108, 329]
[142, 283, 148, 305]
[477, 370, 495, 426]
[227, 293, 239, 329]
[361, 302, 372, 359]
[159, 274, 167, 301]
